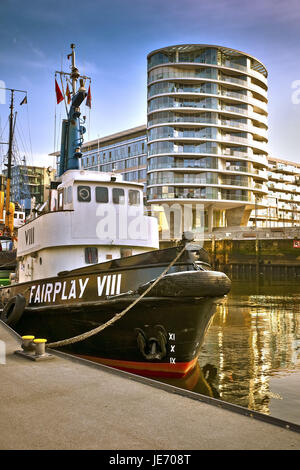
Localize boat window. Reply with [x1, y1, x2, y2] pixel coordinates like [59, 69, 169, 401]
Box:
[128, 190, 140, 206]
[77, 185, 91, 202]
[67, 186, 73, 204]
[85, 247, 98, 264]
[112, 188, 125, 205]
[95, 186, 109, 203]
[121, 248, 132, 257]
[19, 213, 24, 219]
[58, 190, 63, 209]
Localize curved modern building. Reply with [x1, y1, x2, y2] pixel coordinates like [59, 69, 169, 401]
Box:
[147, 44, 269, 231]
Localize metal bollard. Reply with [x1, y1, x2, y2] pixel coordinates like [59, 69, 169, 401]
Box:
[33, 339, 47, 357]
[15, 336, 54, 361]
[21, 335, 35, 351]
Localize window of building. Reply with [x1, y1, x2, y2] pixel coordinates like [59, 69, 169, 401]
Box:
[77, 186, 91, 202]
[95, 186, 109, 203]
[129, 190, 140, 205]
[85, 247, 98, 264]
[112, 188, 125, 204]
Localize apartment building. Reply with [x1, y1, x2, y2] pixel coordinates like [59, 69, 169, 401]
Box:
[5, 165, 55, 213]
[250, 157, 300, 227]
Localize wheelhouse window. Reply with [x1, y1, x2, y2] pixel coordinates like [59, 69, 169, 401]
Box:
[67, 186, 73, 203]
[112, 188, 125, 204]
[95, 186, 109, 203]
[85, 247, 98, 264]
[58, 190, 63, 209]
[77, 185, 91, 202]
[128, 190, 140, 206]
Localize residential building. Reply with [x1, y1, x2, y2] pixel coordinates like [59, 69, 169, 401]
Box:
[5, 165, 55, 213]
[147, 44, 269, 231]
[250, 157, 300, 227]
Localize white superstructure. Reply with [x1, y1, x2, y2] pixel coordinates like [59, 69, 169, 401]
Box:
[16, 169, 159, 282]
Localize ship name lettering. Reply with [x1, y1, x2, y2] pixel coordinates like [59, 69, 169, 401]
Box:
[29, 277, 90, 304]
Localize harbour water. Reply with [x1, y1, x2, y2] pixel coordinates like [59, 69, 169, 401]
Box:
[155, 280, 300, 426]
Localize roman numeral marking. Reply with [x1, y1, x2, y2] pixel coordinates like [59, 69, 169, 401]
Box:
[25, 227, 34, 245]
[97, 274, 122, 297]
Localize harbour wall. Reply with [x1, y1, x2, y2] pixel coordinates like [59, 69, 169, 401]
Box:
[203, 237, 300, 280]
[160, 227, 300, 280]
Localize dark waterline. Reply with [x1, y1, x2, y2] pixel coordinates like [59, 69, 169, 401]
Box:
[155, 279, 300, 426]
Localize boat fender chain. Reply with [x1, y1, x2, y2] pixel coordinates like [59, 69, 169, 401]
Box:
[46, 242, 190, 349]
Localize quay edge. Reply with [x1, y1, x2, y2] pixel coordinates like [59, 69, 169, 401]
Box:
[1, 321, 300, 450]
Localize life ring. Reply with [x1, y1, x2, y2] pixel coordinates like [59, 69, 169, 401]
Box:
[0, 294, 26, 327]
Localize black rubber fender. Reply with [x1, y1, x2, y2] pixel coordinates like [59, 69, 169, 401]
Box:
[0, 294, 26, 327]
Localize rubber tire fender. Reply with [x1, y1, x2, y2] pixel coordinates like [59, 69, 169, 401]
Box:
[0, 294, 26, 327]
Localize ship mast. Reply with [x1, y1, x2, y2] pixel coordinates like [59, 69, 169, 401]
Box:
[57, 44, 90, 177]
[69, 43, 79, 95]
[0, 87, 27, 236]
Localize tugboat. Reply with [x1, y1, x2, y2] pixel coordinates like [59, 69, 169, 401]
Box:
[0, 45, 231, 378]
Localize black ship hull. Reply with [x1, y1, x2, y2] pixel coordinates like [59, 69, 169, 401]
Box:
[0, 245, 231, 378]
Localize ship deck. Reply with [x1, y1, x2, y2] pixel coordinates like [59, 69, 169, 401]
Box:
[1, 320, 300, 451]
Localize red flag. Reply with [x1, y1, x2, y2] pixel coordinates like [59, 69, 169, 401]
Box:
[66, 83, 71, 105]
[55, 79, 64, 104]
[86, 84, 91, 108]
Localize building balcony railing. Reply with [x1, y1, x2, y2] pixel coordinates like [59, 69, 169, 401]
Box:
[148, 72, 268, 102]
[147, 60, 267, 85]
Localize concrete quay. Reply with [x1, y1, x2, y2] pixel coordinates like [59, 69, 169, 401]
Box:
[1, 321, 300, 450]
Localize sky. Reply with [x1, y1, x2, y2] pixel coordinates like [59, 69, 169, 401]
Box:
[1, 0, 300, 168]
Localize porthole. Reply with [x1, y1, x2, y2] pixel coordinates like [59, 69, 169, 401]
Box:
[78, 186, 91, 202]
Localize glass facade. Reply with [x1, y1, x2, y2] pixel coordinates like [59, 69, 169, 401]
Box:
[74, 128, 148, 192]
[147, 44, 269, 229]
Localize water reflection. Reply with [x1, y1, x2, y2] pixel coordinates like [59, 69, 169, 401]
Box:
[158, 280, 300, 425]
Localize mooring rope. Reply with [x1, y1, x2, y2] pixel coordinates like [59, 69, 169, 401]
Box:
[47, 243, 189, 349]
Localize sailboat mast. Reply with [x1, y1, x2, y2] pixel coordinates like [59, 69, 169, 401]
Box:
[4, 90, 14, 233]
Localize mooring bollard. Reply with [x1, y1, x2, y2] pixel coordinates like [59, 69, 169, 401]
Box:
[21, 335, 35, 351]
[33, 339, 47, 357]
[15, 336, 54, 361]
